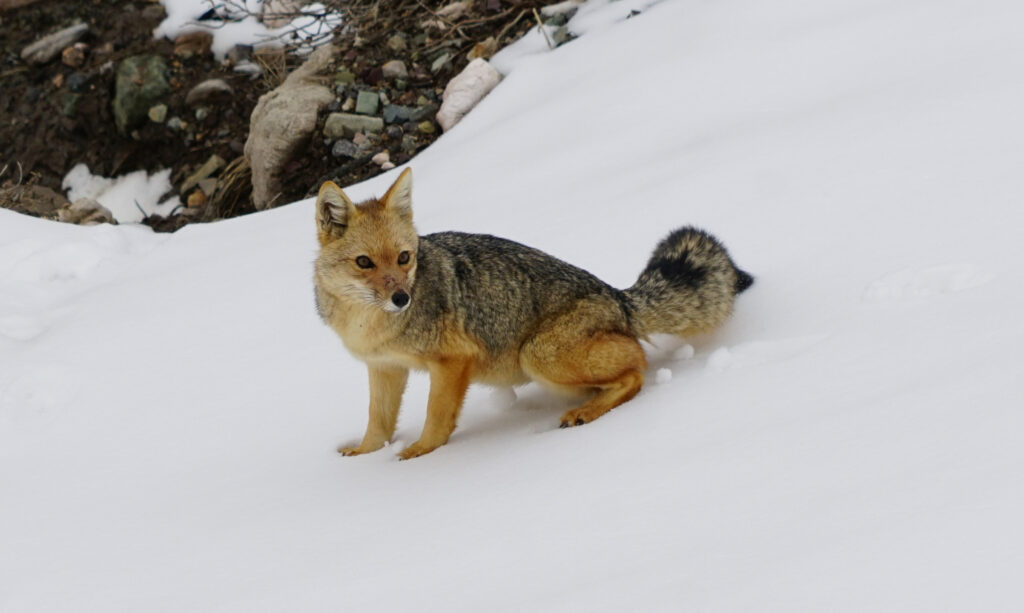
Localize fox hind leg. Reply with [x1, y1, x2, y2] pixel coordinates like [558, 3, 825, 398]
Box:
[521, 327, 646, 428]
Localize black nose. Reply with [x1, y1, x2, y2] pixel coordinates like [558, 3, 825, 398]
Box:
[391, 290, 410, 308]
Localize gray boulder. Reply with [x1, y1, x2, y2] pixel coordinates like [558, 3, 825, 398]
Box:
[20, 23, 88, 64]
[245, 44, 336, 210]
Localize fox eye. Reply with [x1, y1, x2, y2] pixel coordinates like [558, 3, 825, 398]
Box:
[355, 255, 374, 269]
[398, 250, 411, 265]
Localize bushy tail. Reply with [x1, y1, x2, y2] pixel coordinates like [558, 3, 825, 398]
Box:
[625, 227, 753, 337]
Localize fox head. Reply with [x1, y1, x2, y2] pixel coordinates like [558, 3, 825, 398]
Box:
[314, 168, 419, 313]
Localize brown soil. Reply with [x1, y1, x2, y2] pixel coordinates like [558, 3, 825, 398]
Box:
[1, 0, 558, 231]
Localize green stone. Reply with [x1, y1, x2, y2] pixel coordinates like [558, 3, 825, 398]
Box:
[113, 55, 170, 134]
[335, 68, 355, 84]
[355, 90, 380, 116]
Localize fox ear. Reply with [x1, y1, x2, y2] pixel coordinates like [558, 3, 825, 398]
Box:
[381, 168, 413, 221]
[316, 181, 354, 237]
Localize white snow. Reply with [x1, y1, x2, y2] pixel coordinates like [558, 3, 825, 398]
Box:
[155, 0, 342, 59]
[4, 0, 1024, 610]
[674, 343, 695, 360]
[62, 163, 180, 223]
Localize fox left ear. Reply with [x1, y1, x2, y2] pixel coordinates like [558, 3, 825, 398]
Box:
[316, 181, 354, 238]
[381, 168, 413, 221]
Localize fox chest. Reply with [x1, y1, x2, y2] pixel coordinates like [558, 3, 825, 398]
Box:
[320, 299, 427, 368]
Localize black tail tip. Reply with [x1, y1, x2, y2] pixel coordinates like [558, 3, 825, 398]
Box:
[735, 269, 754, 293]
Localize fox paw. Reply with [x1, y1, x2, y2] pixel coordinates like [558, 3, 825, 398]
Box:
[397, 441, 439, 460]
[338, 442, 384, 456]
[558, 408, 598, 428]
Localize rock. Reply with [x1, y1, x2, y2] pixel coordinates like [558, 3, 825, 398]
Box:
[166, 117, 185, 131]
[57, 198, 116, 226]
[335, 67, 355, 84]
[99, 60, 114, 76]
[352, 132, 370, 147]
[436, 1, 469, 19]
[187, 190, 207, 208]
[383, 104, 415, 124]
[410, 104, 438, 122]
[381, 161, 396, 170]
[227, 44, 253, 65]
[181, 154, 226, 193]
[355, 90, 380, 115]
[417, 121, 436, 135]
[61, 93, 80, 118]
[245, 44, 337, 210]
[185, 78, 234, 106]
[195, 107, 209, 121]
[51, 73, 64, 88]
[331, 140, 359, 159]
[436, 58, 501, 132]
[197, 178, 218, 197]
[372, 152, 390, 165]
[379, 91, 391, 106]
[401, 134, 418, 153]
[148, 104, 168, 123]
[0, 184, 68, 217]
[21, 23, 88, 64]
[381, 60, 408, 80]
[323, 113, 384, 139]
[385, 125, 403, 140]
[113, 55, 170, 134]
[431, 52, 452, 73]
[67, 72, 90, 93]
[61, 43, 86, 68]
[386, 34, 407, 52]
[341, 97, 355, 112]
[174, 31, 213, 59]
[233, 61, 263, 79]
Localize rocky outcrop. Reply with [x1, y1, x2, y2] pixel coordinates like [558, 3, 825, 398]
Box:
[244, 44, 336, 210]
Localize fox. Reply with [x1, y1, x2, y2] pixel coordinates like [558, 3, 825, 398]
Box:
[313, 168, 753, 459]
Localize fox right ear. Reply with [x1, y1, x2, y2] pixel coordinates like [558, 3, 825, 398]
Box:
[316, 181, 354, 238]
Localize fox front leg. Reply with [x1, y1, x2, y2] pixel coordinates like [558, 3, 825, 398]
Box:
[339, 365, 409, 456]
[398, 359, 472, 460]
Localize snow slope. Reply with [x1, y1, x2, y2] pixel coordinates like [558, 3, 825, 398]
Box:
[3, 0, 1024, 610]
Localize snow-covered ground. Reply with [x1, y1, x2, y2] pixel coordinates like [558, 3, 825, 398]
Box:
[3, 0, 1024, 610]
